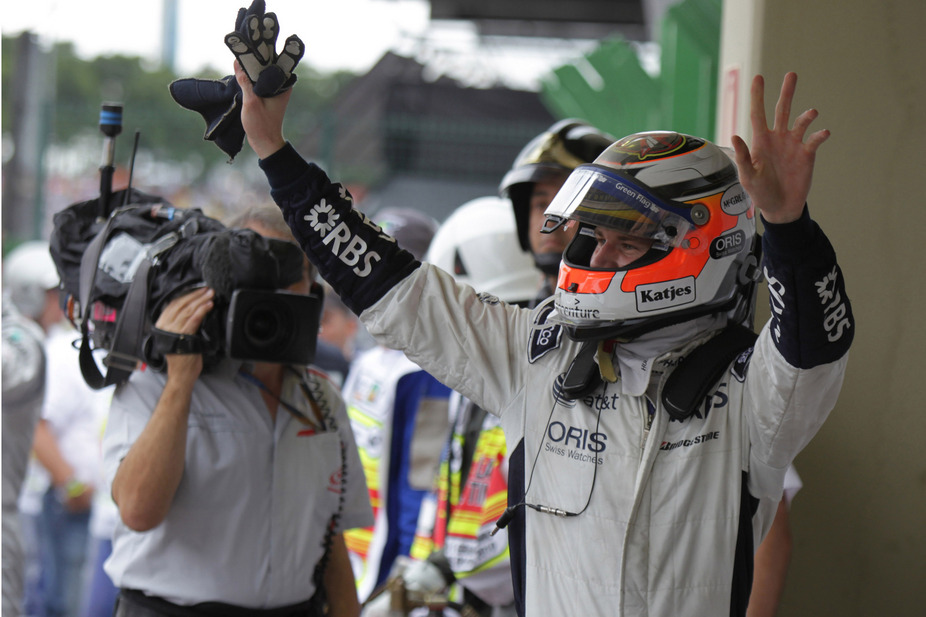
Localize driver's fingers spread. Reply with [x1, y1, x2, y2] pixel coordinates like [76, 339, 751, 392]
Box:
[804, 128, 831, 154]
[730, 135, 754, 180]
[749, 74, 769, 134]
[773, 72, 798, 132]
[791, 108, 819, 140]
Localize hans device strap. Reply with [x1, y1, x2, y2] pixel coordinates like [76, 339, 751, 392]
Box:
[662, 324, 758, 421]
[559, 340, 602, 400]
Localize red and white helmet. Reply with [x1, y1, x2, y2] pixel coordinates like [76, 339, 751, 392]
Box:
[543, 131, 759, 340]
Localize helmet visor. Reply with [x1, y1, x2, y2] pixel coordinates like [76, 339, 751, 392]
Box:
[544, 165, 692, 248]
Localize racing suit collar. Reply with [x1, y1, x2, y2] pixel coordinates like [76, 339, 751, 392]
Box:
[612, 314, 726, 396]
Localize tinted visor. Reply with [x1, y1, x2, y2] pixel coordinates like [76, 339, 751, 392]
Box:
[544, 165, 692, 247]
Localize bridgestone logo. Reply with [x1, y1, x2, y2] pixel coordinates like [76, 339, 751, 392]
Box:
[635, 276, 695, 312]
[660, 430, 720, 451]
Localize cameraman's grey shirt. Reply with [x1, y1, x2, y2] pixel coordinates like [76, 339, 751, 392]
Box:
[102, 359, 372, 608]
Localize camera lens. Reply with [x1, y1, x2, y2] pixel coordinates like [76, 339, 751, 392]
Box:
[243, 302, 290, 348]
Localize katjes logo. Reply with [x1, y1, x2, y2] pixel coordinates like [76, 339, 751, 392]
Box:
[635, 277, 695, 312]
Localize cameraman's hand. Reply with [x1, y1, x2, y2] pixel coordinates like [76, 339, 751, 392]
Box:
[154, 287, 215, 382]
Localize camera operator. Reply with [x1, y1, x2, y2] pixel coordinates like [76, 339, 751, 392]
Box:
[102, 204, 372, 617]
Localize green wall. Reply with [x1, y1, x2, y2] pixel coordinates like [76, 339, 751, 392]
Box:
[540, 0, 721, 139]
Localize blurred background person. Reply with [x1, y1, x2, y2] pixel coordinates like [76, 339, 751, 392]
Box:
[5, 241, 110, 617]
[340, 207, 449, 603]
[315, 285, 359, 388]
[498, 119, 615, 305]
[78, 424, 119, 617]
[2, 287, 46, 617]
[363, 196, 541, 617]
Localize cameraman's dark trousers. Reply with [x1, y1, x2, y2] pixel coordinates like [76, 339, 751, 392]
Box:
[114, 589, 318, 617]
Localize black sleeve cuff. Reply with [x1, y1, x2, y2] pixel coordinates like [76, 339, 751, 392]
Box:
[758, 203, 854, 367]
[258, 142, 312, 191]
[759, 205, 819, 261]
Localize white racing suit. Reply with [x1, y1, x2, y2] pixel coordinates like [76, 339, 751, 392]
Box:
[259, 145, 853, 616]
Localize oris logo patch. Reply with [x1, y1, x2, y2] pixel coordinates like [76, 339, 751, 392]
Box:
[635, 277, 695, 312]
[543, 421, 607, 465]
[710, 230, 746, 259]
[721, 184, 751, 215]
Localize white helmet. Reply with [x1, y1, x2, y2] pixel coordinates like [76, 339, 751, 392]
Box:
[426, 197, 540, 305]
[3, 241, 60, 319]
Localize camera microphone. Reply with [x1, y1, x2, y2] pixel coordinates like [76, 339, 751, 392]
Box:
[98, 102, 123, 219]
[198, 232, 236, 303]
[99, 103, 123, 138]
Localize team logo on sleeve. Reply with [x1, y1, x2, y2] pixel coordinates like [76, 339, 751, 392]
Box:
[816, 267, 851, 342]
[304, 199, 386, 278]
[529, 303, 563, 363]
[477, 292, 501, 305]
[337, 184, 352, 203]
[304, 200, 340, 234]
[730, 347, 754, 383]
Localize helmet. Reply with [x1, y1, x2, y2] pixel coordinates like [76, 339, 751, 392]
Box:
[425, 197, 540, 305]
[374, 207, 440, 261]
[499, 119, 614, 274]
[543, 131, 758, 341]
[3, 241, 60, 320]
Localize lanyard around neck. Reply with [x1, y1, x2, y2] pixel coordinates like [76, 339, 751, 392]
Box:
[237, 368, 327, 430]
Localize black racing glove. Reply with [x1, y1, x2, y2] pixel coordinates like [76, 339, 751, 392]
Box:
[168, 75, 244, 161]
[169, 2, 304, 160]
[225, 0, 305, 97]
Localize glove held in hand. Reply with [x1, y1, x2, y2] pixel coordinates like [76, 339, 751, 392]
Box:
[168, 76, 244, 161]
[225, 0, 305, 97]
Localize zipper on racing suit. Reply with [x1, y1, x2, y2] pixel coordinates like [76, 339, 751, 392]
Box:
[641, 396, 656, 453]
